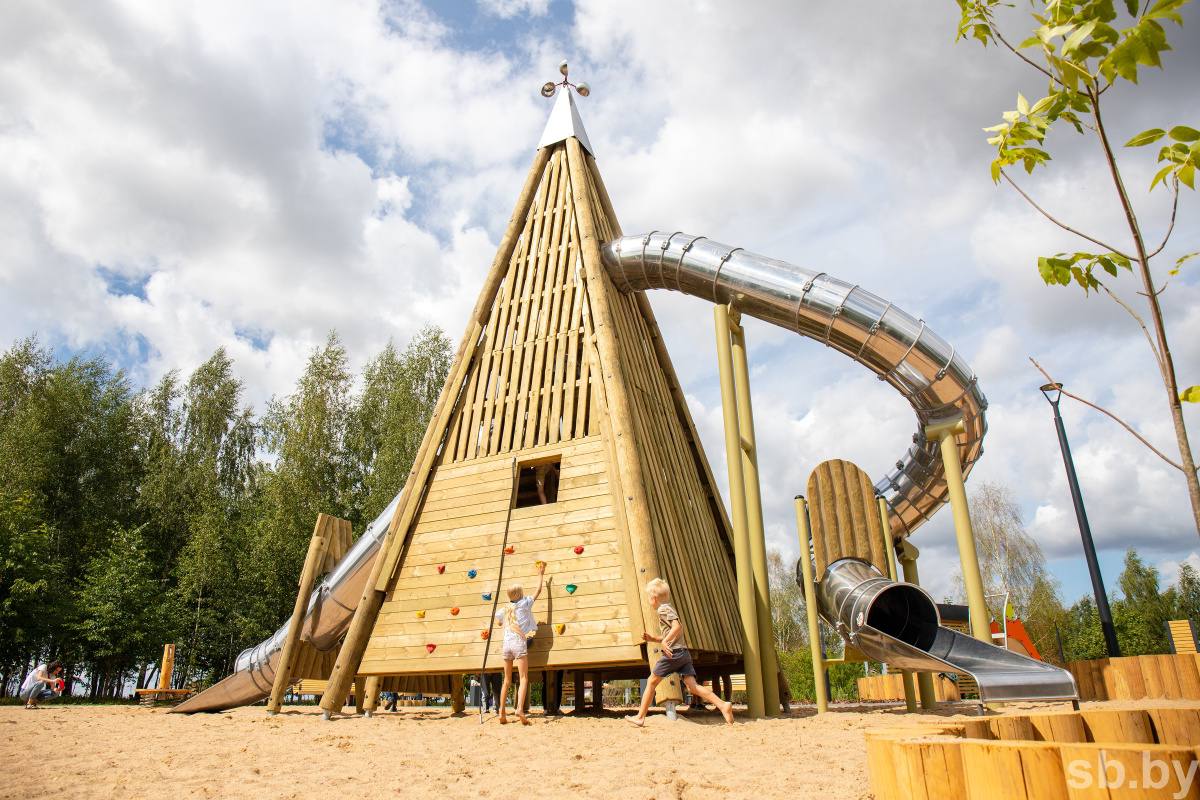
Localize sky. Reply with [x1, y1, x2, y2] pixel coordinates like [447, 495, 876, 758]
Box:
[2, 0, 1198, 607]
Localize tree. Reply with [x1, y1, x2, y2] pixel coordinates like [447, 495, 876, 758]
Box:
[958, 482, 1051, 618]
[955, 0, 1200, 536]
[767, 550, 807, 651]
[1111, 548, 1173, 653]
[1177, 561, 1200, 620]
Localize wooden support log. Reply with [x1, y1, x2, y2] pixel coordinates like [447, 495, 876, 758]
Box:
[451, 675, 465, 714]
[591, 673, 602, 712]
[362, 675, 380, 715]
[268, 514, 337, 714]
[565, 136, 682, 707]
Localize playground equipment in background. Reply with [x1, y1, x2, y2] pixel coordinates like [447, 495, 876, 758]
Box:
[134, 644, 193, 706]
[794, 459, 1077, 713]
[1167, 618, 1198, 654]
[177, 68, 1027, 720]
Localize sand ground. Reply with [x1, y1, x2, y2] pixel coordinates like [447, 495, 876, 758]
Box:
[1, 699, 1088, 800]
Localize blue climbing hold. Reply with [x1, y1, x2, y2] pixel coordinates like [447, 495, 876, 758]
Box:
[467, 569, 478, 579]
[482, 592, 492, 601]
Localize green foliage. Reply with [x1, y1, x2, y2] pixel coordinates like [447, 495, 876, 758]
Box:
[1176, 562, 1200, 620]
[0, 325, 450, 697]
[776, 648, 863, 703]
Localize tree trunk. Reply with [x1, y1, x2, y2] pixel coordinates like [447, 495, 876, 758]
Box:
[1090, 89, 1200, 537]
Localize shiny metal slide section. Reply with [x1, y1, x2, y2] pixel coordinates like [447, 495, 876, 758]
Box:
[171, 492, 403, 713]
[813, 559, 1077, 704]
[601, 233, 988, 537]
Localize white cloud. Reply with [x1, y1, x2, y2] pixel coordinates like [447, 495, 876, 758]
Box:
[1, 0, 1198, 603]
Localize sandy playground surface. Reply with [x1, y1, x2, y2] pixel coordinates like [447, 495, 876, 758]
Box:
[2, 698, 1105, 800]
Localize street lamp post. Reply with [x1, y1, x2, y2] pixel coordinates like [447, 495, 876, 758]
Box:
[1040, 382, 1121, 657]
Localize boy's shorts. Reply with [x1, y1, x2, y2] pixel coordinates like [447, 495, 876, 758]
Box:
[652, 647, 696, 678]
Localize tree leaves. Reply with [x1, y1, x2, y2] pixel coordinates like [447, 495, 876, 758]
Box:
[1125, 128, 1165, 147]
[1180, 386, 1200, 404]
[1037, 251, 1131, 293]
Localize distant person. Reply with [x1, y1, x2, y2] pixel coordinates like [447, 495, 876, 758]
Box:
[21, 661, 64, 709]
[483, 672, 502, 714]
[494, 561, 546, 725]
[626, 578, 734, 726]
[385, 691, 398, 712]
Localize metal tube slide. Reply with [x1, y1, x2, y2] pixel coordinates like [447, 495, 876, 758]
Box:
[814, 558, 1077, 704]
[171, 492, 403, 713]
[601, 232, 988, 537]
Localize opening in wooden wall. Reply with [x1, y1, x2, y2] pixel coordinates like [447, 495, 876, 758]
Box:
[515, 458, 561, 508]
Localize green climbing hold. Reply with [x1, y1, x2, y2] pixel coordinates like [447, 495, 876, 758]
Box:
[565, 584, 577, 594]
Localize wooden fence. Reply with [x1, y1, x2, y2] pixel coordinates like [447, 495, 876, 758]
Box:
[867, 704, 1200, 799]
[857, 674, 960, 703]
[1066, 653, 1200, 701]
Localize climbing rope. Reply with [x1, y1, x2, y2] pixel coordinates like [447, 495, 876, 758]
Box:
[479, 457, 519, 723]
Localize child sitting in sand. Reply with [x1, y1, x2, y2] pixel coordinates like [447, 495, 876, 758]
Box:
[627, 578, 734, 727]
[494, 561, 546, 725]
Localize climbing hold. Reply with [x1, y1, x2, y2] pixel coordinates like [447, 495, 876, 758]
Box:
[437, 564, 446, 574]
[416, 610, 426, 619]
[426, 643, 437, 653]
[565, 584, 577, 594]
[573, 546, 584, 555]
[450, 607, 460, 616]
[467, 569, 478, 579]
[504, 545, 515, 555]
[554, 623, 565, 634]
[481, 630, 490, 640]
[482, 592, 492, 601]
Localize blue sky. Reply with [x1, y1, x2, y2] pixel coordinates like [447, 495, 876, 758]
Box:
[1, 0, 1198, 611]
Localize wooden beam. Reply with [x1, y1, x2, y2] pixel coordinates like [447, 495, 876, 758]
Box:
[267, 514, 337, 714]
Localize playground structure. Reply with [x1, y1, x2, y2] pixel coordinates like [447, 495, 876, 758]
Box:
[177, 67, 1078, 719]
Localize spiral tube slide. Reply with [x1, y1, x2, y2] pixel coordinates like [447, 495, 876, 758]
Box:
[601, 232, 988, 537]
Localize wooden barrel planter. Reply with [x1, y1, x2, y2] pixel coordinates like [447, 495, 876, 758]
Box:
[858, 674, 960, 703]
[1066, 653, 1200, 701]
[867, 704, 1200, 799]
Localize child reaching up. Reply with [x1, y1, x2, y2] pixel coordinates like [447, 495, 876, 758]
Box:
[494, 561, 546, 725]
[627, 578, 734, 727]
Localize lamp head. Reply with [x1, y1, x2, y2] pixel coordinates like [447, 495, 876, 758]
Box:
[559, 59, 569, 76]
[575, 82, 590, 97]
[540, 81, 557, 98]
[1039, 382, 1063, 405]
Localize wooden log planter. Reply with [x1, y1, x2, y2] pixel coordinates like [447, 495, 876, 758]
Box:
[1066, 653, 1200, 701]
[866, 704, 1200, 799]
[858, 674, 960, 703]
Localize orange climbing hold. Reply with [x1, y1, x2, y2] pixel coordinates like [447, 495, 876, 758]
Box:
[504, 546, 515, 555]
[450, 607, 460, 615]
[480, 630, 490, 640]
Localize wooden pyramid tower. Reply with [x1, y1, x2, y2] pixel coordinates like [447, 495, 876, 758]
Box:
[320, 89, 742, 714]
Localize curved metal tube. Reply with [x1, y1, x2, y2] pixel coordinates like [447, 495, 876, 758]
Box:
[601, 232, 988, 537]
[813, 558, 1077, 704]
[171, 492, 402, 713]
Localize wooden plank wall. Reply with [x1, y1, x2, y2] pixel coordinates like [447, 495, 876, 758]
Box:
[359, 438, 642, 675]
[858, 673, 960, 702]
[582, 164, 743, 658]
[443, 147, 598, 464]
[807, 459, 890, 576]
[1066, 653, 1200, 701]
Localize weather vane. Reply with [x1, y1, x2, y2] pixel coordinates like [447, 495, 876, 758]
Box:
[541, 60, 590, 99]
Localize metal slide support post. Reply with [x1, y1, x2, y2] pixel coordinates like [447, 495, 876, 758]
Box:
[714, 304, 766, 718]
[793, 496, 828, 714]
[875, 497, 916, 713]
[729, 316, 782, 716]
[897, 540, 937, 709]
[925, 418, 992, 645]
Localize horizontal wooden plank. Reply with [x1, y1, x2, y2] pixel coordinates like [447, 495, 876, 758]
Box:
[401, 523, 619, 563]
[366, 630, 637, 664]
[430, 436, 604, 480]
[420, 467, 608, 511]
[415, 476, 611, 519]
[376, 599, 633, 633]
[358, 643, 644, 677]
[370, 617, 634, 649]
[382, 576, 630, 608]
[409, 503, 615, 541]
[394, 553, 625, 592]
[411, 490, 612, 529]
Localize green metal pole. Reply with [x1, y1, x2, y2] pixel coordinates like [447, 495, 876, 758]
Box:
[713, 304, 765, 718]
[793, 496, 828, 714]
[926, 418, 992, 644]
[875, 497, 916, 712]
[898, 540, 937, 709]
[729, 319, 781, 716]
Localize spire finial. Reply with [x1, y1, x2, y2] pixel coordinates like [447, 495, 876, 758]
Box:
[540, 60, 590, 99]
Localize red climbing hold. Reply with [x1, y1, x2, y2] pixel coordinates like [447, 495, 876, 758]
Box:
[426, 643, 437, 653]
[573, 545, 584, 555]
[504, 545, 515, 555]
[437, 564, 446, 574]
